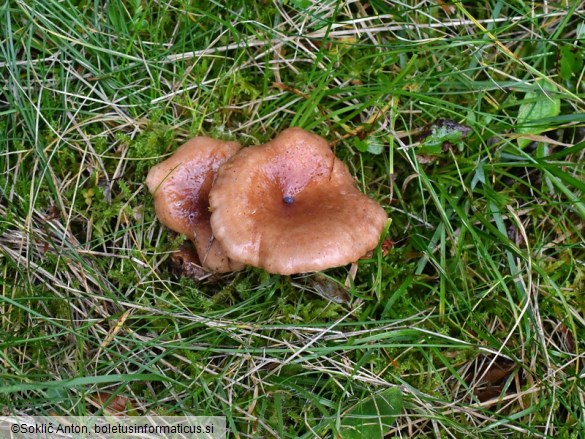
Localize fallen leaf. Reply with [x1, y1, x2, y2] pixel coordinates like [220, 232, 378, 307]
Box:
[293, 273, 350, 304]
[168, 241, 209, 280]
[464, 355, 518, 403]
[381, 239, 395, 256]
[91, 393, 134, 416]
[516, 81, 561, 148]
[338, 388, 403, 439]
[437, 0, 455, 14]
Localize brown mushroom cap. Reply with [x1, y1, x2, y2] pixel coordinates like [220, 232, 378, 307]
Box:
[209, 127, 388, 275]
[146, 136, 244, 273]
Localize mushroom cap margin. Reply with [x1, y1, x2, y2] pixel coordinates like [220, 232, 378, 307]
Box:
[209, 127, 388, 275]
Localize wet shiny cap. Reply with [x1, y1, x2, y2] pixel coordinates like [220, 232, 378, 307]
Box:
[146, 136, 244, 273]
[209, 127, 388, 275]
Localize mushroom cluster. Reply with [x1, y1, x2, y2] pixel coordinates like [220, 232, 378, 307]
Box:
[147, 128, 388, 275]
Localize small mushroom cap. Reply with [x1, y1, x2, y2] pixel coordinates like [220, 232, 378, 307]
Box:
[146, 136, 244, 273]
[209, 127, 388, 275]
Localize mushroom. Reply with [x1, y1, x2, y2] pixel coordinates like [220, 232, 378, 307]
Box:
[146, 136, 244, 273]
[208, 127, 388, 275]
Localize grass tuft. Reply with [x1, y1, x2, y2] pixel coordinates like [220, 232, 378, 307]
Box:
[1, 1, 584, 437]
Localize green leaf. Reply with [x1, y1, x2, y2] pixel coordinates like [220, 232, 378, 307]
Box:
[353, 136, 384, 155]
[577, 22, 585, 39]
[339, 388, 403, 439]
[422, 125, 467, 148]
[290, 0, 311, 9]
[471, 160, 486, 191]
[353, 137, 368, 153]
[516, 81, 561, 148]
[559, 44, 583, 81]
[418, 119, 471, 154]
[366, 136, 384, 155]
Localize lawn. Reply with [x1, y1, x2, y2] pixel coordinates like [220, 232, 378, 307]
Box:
[1, 0, 584, 437]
